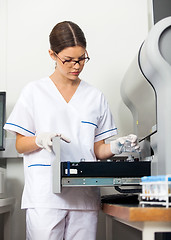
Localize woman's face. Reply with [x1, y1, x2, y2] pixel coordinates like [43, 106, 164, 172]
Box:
[52, 46, 88, 81]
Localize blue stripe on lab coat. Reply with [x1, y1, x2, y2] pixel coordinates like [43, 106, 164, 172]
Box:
[28, 164, 51, 168]
[95, 128, 117, 137]
[81, 121, 98, 128]
[5, 123, 35, 135]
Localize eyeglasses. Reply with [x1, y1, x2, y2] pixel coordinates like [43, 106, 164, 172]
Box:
[54, 50, 90, 67]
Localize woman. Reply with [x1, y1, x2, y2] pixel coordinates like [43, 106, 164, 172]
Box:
[4, 21, 139, 240]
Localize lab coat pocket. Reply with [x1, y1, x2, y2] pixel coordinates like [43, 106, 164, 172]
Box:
[80, 119, 98, 160]
[27, 160, 53, 197]
[80, 119, 98, 142]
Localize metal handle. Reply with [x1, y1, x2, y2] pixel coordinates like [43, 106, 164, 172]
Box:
[52, 137, 61, 193]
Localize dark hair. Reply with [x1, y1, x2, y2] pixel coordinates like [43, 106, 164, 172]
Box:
[49, 21, 87, 54]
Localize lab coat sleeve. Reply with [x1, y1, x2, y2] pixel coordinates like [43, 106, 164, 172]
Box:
[94, 95, 117, 142]
[4, 85, 35, 137]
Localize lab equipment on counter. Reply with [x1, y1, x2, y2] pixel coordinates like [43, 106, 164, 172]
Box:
[101, 193, 139, 205]
[52, 137, 150, 194]
[140, 175, 171, 208]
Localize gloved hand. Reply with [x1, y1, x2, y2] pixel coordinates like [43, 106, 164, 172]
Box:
[110, 134, 140, 155]
[35, 132, 71, 152]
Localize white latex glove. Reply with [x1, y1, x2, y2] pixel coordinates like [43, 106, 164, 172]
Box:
[35, 132, 71, 152]
[110, 134, 140, 155]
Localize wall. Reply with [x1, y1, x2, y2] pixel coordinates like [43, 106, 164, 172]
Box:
[0, 0, 149, 239]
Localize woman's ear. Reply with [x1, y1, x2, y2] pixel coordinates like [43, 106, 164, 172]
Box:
[48, 49, 57, 61]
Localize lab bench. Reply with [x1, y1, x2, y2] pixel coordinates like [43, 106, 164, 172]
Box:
[102, 203, 171, 240]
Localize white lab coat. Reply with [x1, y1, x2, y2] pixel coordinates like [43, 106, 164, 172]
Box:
[4, 77, 117, 210]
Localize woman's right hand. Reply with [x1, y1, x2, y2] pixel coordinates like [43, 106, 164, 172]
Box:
[35, 132, 71, 152]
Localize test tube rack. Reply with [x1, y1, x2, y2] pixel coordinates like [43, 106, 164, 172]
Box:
[140, 175, 171, 208]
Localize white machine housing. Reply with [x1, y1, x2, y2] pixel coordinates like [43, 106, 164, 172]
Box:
[121, 17, 171, 175]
